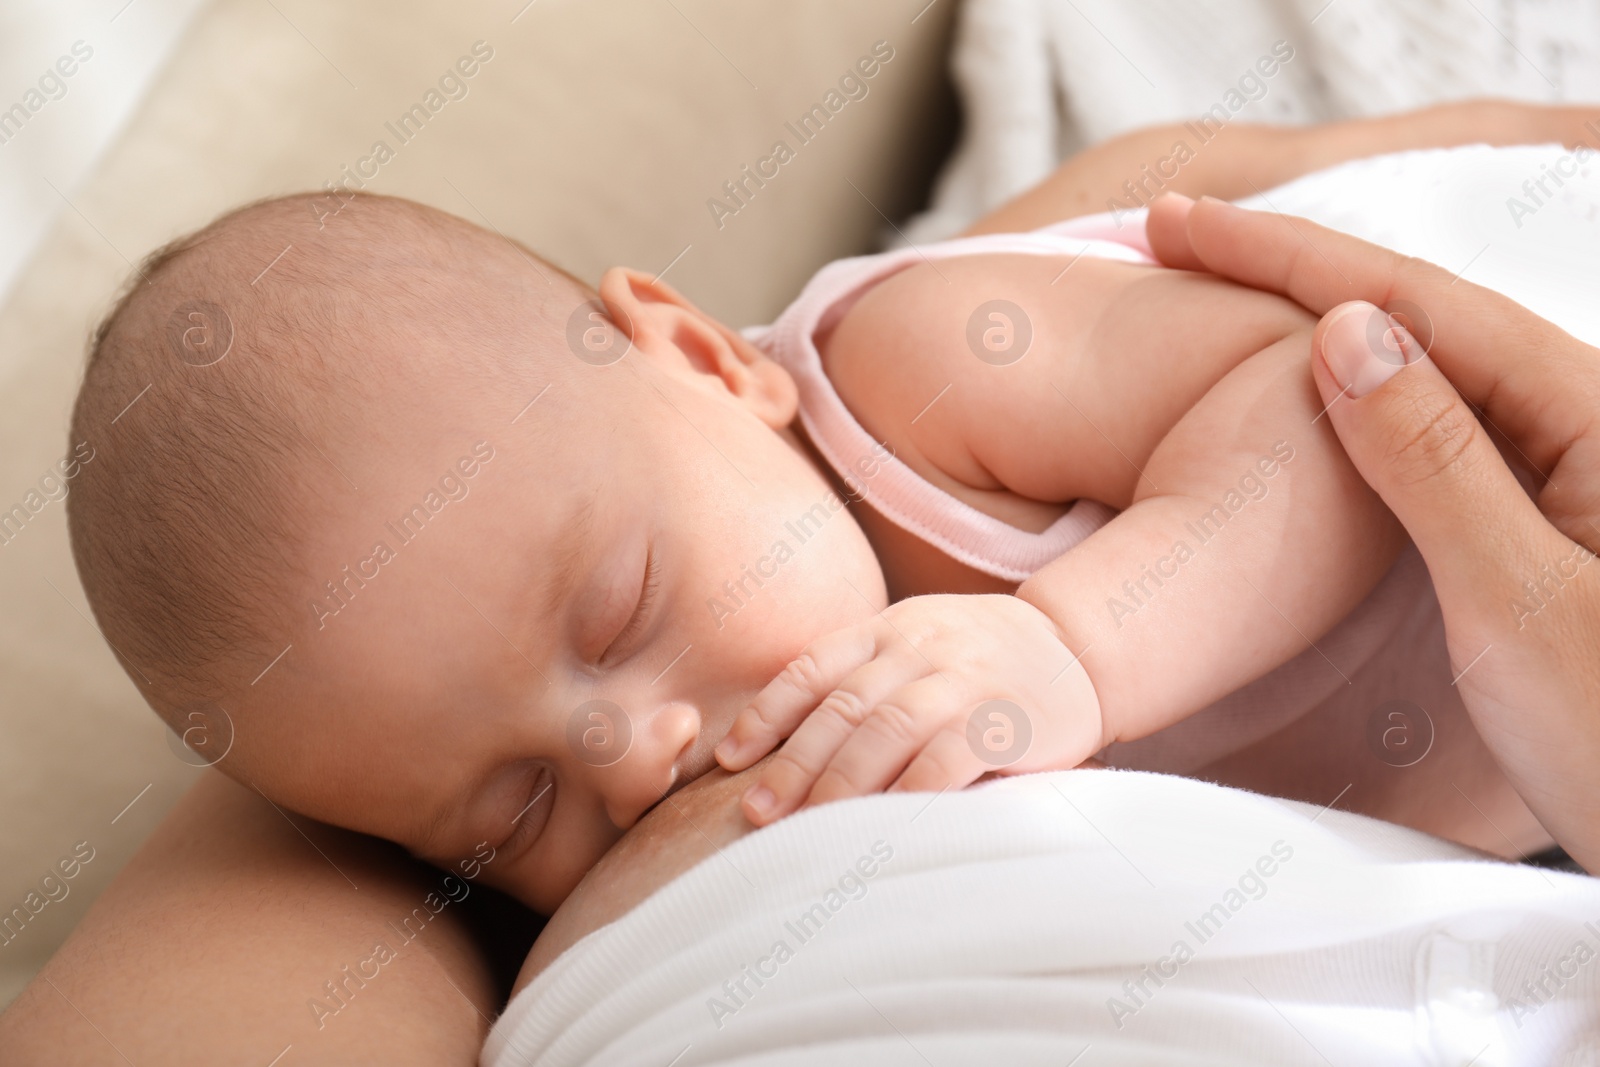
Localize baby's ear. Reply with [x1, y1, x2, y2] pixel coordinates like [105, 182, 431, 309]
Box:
[597, 267, 797, 428]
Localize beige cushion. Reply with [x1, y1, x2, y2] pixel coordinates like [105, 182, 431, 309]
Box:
[0, 0, 955, 1004]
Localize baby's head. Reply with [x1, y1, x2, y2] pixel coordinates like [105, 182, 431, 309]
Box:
[68, 192, 885, 911]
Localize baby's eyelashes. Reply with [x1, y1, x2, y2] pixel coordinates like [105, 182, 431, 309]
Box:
[598, 547, 661, 666]
[500, 767, 555, 854]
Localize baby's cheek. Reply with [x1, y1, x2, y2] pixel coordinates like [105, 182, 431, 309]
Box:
[477, 824, 613, 915]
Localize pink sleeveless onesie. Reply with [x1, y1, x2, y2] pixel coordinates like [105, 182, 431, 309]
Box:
[742, 212, 1433, 772]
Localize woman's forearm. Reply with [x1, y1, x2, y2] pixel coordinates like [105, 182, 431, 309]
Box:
[965, 99, 1600, 235]
[0, 772, 501, 1066]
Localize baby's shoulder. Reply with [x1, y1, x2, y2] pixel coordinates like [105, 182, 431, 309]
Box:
[818, 255, 1012, 490]
[817, 251, 1138, 472]
[821, 247, 1155, 385]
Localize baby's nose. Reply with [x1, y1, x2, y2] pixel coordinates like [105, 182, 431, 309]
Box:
[592, 700, 701, 829]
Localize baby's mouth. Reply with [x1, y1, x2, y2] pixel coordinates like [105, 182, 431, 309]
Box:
[671, 747, 718, 798]
[649, 735, 723, 812]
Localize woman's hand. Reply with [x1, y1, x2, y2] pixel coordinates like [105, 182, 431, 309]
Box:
[1147, 192, 1600, 874]
[714, 594, 1104, 826]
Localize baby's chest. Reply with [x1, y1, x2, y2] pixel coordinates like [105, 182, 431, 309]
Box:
[843, 493, 1021, 602]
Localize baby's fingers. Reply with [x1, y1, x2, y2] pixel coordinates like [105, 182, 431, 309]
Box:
[739, 656, 919, 825]
[804, 675, 962, 808]
[715, 624, 880, 771]
[890, 728, 995, 796]
[892, 695, 1047, 794]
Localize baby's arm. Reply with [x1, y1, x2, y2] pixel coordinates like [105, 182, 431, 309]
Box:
[1014, 321, 1407, 744]
[718, 320, 1405, 823]
[719, 262, 1406, 821]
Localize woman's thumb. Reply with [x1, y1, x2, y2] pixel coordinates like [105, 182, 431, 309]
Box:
[1312, 301, 1563, 620]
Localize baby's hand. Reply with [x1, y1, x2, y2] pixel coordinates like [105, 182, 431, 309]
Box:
[714, 593, 1103, 825]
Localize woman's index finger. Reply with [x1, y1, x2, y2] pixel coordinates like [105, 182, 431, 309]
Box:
[1186, 195, 1600, 475]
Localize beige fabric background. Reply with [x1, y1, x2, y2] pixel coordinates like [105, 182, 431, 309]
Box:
[0, 0, 957, 1006]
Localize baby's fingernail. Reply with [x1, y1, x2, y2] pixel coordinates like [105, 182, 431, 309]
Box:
[717, 736, 754, 768]
[1321, 302, 1420, 398]
[1157, 191, 1195, 212]
[744, 785, 776, 820]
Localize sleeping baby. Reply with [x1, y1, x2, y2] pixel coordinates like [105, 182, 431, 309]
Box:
[65, 100, 1597, 912]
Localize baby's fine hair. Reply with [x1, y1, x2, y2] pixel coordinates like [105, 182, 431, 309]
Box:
[66, 192, 588, 718]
